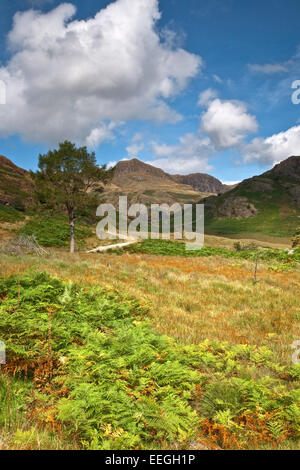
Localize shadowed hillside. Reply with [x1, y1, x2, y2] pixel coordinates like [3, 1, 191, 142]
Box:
[204, 156, 300, 240]
[0, 155, 34, 210]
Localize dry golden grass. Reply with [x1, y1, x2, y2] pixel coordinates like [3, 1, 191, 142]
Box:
[0, 219, 28, 242]
[204, 234, 290, 250]
[0, 248, 299, 365]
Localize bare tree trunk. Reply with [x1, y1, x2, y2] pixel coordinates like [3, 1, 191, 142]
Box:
[69, 214, 75, 254]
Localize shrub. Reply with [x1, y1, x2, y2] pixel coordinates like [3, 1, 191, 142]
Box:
[234, 242, 258, 252]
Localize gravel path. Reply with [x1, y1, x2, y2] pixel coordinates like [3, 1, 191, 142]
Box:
[86, 239, 139, 253]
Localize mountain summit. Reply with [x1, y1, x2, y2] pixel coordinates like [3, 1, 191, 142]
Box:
[113, 158, 172, 181]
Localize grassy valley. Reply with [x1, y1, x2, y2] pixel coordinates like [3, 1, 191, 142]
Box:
[1, 0, 300, 455]
[0, 247, 299, 450]
[0, 154, 300, 451]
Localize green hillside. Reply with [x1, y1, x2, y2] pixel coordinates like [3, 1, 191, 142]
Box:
[204, 156, 300, 240]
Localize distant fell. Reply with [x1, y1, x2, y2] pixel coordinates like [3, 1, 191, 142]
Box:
[204, 156, 300, 239]
[113, 158, 172, 180]
[2, 153, 299, 241]
[104, 158, 214, 205]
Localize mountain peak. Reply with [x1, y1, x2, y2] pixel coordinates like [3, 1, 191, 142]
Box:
[113, 158, 171, 180]
[113, 158, 230, 194]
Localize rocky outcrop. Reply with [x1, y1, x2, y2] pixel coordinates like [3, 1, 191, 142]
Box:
[216, 197, 258, 219]
[204, 195, 258, 219]
[171, 173, 231, 194]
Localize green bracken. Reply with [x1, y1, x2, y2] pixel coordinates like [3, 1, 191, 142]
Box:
[19, 215, 92, 248]
[0, 273, 299, 450]
[116, 239, 300, 265]
[0, 204, 25, 223]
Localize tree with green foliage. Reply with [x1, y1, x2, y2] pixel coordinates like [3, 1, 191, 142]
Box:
[292, 227, 300, 248]
[34, 141, 111, 253]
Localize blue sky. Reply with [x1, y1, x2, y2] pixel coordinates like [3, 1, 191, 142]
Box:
[0, 0, 300, 183]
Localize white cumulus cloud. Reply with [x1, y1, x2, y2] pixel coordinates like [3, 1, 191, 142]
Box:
[198, 88, 218, 107]
[0, 0, 202, 146]
[150, 133, 214, 174]
[201, 99, 258, 149]
[86, 123, 116, 149]
[241, 125, 300, 166]
[148, 95, 259, 174]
